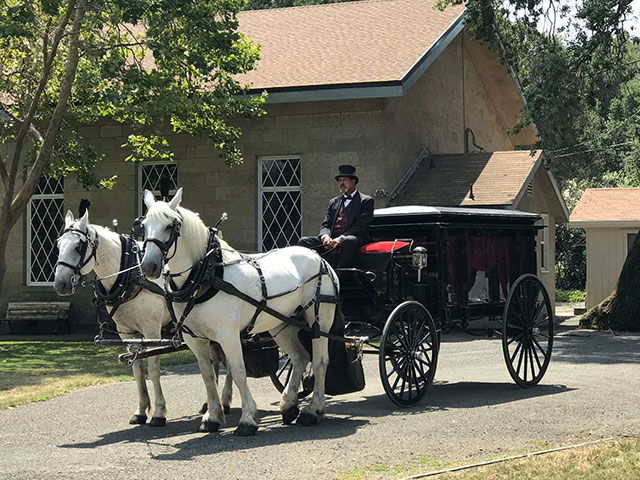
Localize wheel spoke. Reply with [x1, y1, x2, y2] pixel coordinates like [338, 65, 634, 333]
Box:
[507, 331, 525, 347]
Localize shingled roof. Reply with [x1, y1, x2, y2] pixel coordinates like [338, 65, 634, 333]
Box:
[237, 0, 465, 100]
[390, 151, 543, 207]
[570, 188, 640, 226]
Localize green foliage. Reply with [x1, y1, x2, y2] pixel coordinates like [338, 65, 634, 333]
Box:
[0, 0, 266, 191]
[556, 289, 585, 303]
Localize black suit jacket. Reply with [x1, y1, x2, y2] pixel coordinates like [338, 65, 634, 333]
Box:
[319, 191, 374, 239]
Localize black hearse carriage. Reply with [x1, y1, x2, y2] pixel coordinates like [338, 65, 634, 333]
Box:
[272, 205, 554, 407]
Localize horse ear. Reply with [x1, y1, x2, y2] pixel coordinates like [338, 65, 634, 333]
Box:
[78, 210, 89, 231]
[144, 189, 156, 209]
[65, 210, 75, 228]
[168, 187, 183, 210]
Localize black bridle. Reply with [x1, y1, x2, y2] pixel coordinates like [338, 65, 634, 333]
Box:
[133, 215, 182, 261]
[56, 226, 99, 288]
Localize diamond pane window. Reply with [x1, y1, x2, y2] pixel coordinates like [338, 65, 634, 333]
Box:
[27, 176, 64, 285]
[258, 157, 302, 251]
[138, 162, 179, 214]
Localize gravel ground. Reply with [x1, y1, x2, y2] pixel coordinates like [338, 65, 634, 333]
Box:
[1, 313, 638, 480]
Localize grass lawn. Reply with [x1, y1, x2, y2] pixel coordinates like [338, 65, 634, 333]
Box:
[338, 437, 640, 480]
[0, 340, 196, 409]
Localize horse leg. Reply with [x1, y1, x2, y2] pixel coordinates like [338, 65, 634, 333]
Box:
[210, 342, 232, 414]
[129, 357, 151, 424]
[184, 336, 225, 432]
[298, 306, 333, 426]
[119, 331, 150, 425]
[219, 335, 259, 436]
[270, 326, 310, 425]
[146, 355, 167, 426]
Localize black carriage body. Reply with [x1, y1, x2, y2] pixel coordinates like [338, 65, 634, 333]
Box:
[339, 206, 541, 331]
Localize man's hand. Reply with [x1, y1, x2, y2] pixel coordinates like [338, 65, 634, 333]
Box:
[322, 235, 343, 249]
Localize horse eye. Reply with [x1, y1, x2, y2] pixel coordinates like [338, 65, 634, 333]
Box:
[165, 224, 173, 231]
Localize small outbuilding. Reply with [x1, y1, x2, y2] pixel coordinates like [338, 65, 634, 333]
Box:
[569, 188, 640, 309]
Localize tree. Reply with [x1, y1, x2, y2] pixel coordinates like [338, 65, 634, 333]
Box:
[0, 0, 265, 296]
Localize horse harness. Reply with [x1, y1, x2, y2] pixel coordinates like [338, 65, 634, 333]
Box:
[159, 227, 342, 343]
[92, 234, 165, 332]
[55, 226, 99, 291]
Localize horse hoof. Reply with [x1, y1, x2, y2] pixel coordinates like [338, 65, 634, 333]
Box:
[223, 404, 230, 415]
[282, 406, 300, 425]
[149, 417, 166, 427]
[200, 402, 208, 414]
[197, 420, 220, 433]
[129, 414, 147, 425]
[234, 423, 258, 436]
[296, 411, 319, 426]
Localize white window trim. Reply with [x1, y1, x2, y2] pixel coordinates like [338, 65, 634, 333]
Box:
[137, 160, 179, 215]
[257, 155, 302, 251]
[539, 213, 550, 273]
[27, 186, 64, 286]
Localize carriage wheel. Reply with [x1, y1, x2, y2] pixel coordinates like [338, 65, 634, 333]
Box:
[269, 353, 312, 399]
[502, 274, 554, 387]
[379, 301, 439, 407]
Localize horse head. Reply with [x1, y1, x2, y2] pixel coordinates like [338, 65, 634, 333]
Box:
[54, 209, 98, 295]
[139, 187, 185, 279]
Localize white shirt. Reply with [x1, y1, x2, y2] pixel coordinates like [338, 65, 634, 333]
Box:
[343, 189, 358, 207]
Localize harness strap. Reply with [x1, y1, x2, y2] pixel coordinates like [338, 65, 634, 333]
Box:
[210, 276, 345, 343]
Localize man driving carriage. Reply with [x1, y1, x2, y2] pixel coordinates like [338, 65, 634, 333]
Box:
[298, 164, 374, 268]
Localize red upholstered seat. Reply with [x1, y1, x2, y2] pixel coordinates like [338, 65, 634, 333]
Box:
[357, 241, 410, 254]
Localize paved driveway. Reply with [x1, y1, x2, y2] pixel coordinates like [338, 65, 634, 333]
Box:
[1, 315, 638, 480]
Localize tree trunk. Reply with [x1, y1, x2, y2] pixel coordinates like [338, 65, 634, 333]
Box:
[0, 0, 86, 301]
[580, 229, 640, 332]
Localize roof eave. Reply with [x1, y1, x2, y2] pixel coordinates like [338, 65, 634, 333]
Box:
[245, 13, 465, 104]
[569, 220, 640, 228]
[512, 151, 570, 222]
[247, 81, 404, 104]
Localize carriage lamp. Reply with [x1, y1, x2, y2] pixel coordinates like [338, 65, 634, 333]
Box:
[112, 218, 118, 232]
[412, 246, 428, 281]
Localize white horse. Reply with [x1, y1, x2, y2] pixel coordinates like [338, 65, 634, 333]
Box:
[54, 210, 232, 425]
[139, 187, 339, 436]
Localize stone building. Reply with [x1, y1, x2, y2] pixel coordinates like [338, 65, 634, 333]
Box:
[1, 0, 568, 330]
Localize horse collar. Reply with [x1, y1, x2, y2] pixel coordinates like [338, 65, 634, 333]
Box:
[166, 228, 224, 304]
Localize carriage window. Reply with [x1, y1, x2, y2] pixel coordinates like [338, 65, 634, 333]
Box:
[138, 162, 179, 214]
[258, 156, 302, 251]
[539, 214, 550, 272]
[27, 176, 64, 285]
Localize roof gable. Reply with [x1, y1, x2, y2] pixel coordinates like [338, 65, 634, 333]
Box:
[237, 0, 464, 101]
[389, 151, 542, 207]
[570, 188, 640, 226]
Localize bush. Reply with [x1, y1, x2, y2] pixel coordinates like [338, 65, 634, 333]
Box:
[556, 289, 585, 303]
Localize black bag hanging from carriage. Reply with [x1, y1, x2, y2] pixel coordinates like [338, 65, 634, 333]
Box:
[298, 306, 366, 396]
[242, 333, 279, 378]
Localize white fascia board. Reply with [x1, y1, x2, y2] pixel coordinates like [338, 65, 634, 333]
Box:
[569, 220, 640, 229]
[253, 83, 404, 104]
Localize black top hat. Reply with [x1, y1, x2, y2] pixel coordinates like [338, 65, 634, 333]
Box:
[335, 164, 359, 184]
